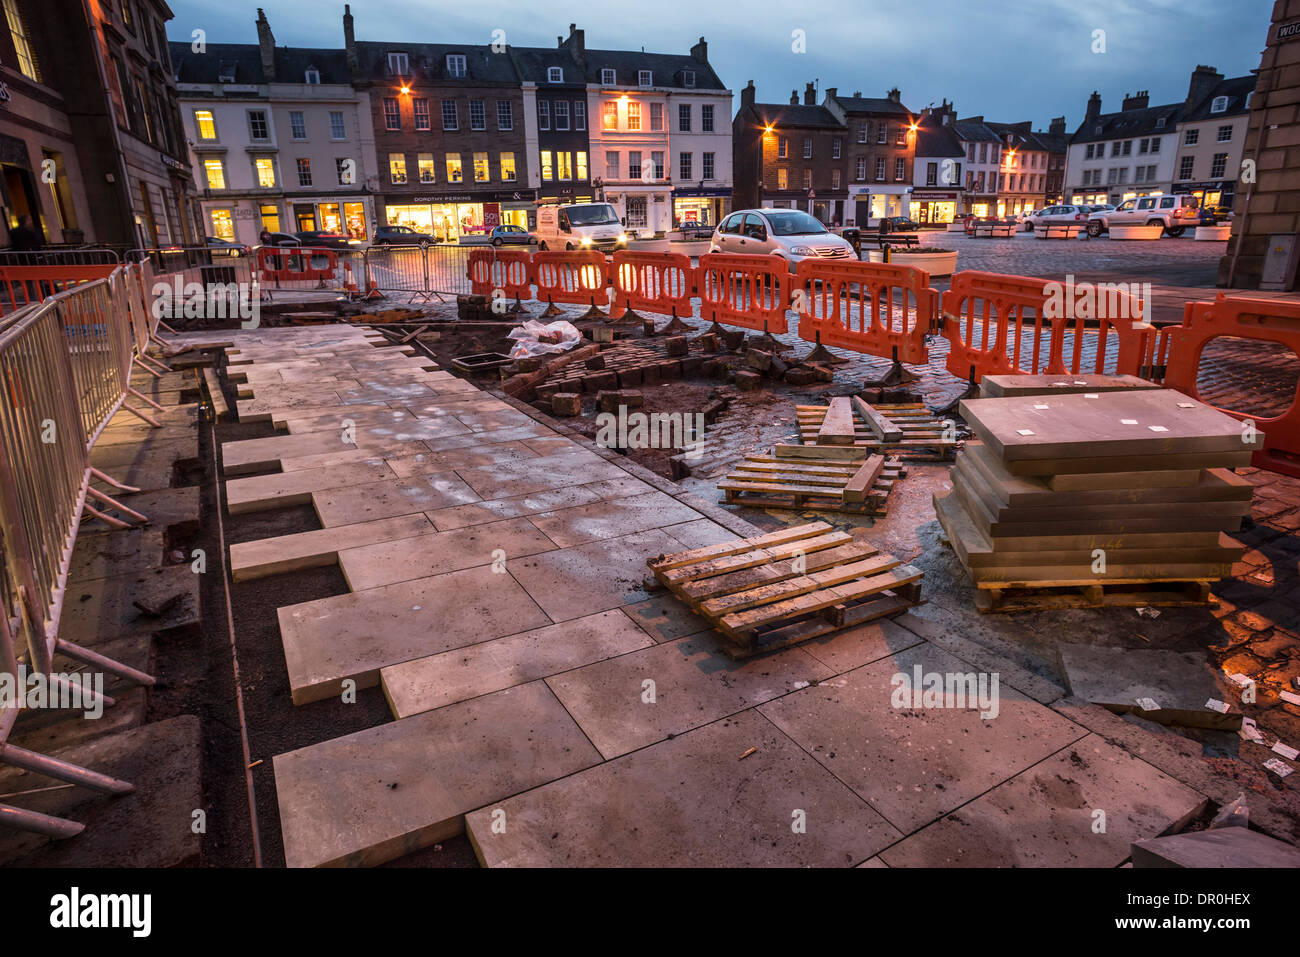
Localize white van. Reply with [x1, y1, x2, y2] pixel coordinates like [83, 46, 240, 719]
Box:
[535, 203, 629, 252]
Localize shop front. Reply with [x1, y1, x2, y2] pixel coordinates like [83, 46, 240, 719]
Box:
[671, 186, 732, 231]
[1173, 180, 1235, 211]
[383, 189, 535, 242]
[602, 185, 671, 237]
[289, 198, 373, 240]
[850, 186, 910, 227]
[908, 189, 962, 224]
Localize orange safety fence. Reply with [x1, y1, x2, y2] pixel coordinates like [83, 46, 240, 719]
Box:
[467, 248, 534, 301]
[257, 246, 338, 287]
[609, 251, 695, 321]
[794, 259, 936, 364]
[531, 250, 608, 310]
[697, 253, 790, 334]
[940, 270, 1152, 384]
[0, 264, 119, 316]
[1152, 295, 1300, 478]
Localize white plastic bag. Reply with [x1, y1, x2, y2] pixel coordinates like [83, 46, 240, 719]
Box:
[506, 319, 582, 358]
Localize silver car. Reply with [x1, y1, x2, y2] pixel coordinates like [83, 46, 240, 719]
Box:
[709, 209, 855, 271]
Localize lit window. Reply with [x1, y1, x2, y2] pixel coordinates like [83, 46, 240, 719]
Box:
[557, 152, 572, 180]
[777, 168, 788, 190]
[446, 153, 463, 182]
[418, 153, 434, 183]
[3, 0, 40, 81]
[627, 101, 641, 131]
[500, 152, 516, 182]
[194, 110, 217, 140]
[389, 153, 407, 184]
[254, 156, 276, 188]
[203, 158, 226, 189]
[540, 150, 553, 181]
[602, 101, 618, 130]
[209, 208, 235, 241]
[576, 151, 587, 180]
[473, 151, 489, 182]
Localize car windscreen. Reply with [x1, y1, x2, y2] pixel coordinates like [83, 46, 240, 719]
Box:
[765, 211, 830, 236]
[565, 204, 619, 226]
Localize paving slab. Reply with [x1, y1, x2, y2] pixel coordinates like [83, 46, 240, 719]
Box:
[1057, 644, 1241, 730]
[453, 451, 628, 500]
[274, 680, 600, 867]
[526, 491, 702, 548]
[506, 527, 685, 622]
[225, 461, 396, 513]
[1131, 827, 1300, 868]
[798, 617, 927, 674]
[384, 441, 542, 479]
[466, 709, 902, 867]
[339, 517, 560, 591]
[279, 563, 551, 704]
[661, 518, 742, 550]
[312, 471, 481, 527]
[546, 632, 834, 759]
[67, 526, 168, 583]
[59, 563, 200, 646]
[230, 513, 434, 581]
[620, 595, 712, 643]
[381, 609, 655, 718]
[878, 733, 1208, 867]
[758, 643, 1087, 834]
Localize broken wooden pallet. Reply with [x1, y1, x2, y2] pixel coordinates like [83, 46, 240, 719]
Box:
[647, 521, 923, 658]
[972, 578, 1214, 614]
[796, 399, 960, 461]
[718, 452, 904, 514]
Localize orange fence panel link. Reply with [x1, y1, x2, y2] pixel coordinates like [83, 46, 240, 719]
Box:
[1156, 296, 1300, 478]
[794, 259, 936, 364]
[0, 264, 119, 315]
[256, 246, 338, 290]
[609, 251, 695, 323]
[531, 249, 608, 315]
[467, 248, 534, 303]
[940, 270, 1152, 385]
[697, 253, 790, 335]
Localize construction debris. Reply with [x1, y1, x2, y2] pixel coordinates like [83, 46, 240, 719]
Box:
[797, 398, 961, 460]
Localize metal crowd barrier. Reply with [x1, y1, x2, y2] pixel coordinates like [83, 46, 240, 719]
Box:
[0, 266, 161, 838]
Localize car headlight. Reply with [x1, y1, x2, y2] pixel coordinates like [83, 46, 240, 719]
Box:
[790, 246, 815, 255]
[580, 236, 593, 245]
[618, 234, 628, 243]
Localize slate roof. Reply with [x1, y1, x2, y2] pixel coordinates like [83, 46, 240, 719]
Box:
[1069, 101, 1182, 143]
[1182, 74, 1255, 122]
[741, 102, 844, 130]
[914, 116, 965, 157]
[170, 42, 352, 85]
[509, 46, 585, 86]
[352, 41, 521, 85]
[575, 48, 726, 90]
[827, 93, 912, 116]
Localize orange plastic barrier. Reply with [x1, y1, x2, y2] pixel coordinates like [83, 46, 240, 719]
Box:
[257, 246, 338, 286]
[1157, 295, 1300, 478]
[697, 253, 790, 334]
[794, 259, 936, 364]
[609, 251, 695, 320]
[941, 271, 1151, 384]
[467, 248, 533, 300]
[0, 264, 118, 315]
[531, 250, 607, 309]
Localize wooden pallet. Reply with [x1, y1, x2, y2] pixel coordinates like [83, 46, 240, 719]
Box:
[718, 452, 904, 514]
[973, 578, 1215, 614]
[647, 521, 923, 658]
[796, 399, 960, 460]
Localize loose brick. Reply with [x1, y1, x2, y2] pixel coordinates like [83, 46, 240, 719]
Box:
[733, 370, 763, 391]
[549, 392, 582, 416]
[665, 336, 689, 357]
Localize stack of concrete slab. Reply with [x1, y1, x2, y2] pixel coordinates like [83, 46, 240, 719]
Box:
[934, 386, 1261, 611]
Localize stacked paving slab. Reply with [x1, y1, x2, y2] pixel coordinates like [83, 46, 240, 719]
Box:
[934, 383, 1261, 609]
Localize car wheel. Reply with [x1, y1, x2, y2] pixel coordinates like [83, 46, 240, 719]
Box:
[418, 240, 429, 249]
[1025, 222, 1034, 232]
[1166, 226, 1185, 238]
[492, 238, 503, 247]
[538, 241, 548, 251]
[1086, 221, 1103, 238]
[565, 243, 574, 251]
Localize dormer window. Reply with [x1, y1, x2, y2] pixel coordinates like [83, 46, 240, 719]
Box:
[1094, 125, 1102, 135]
[638, 70, 652, 87]
[388, 52, 409, 76]
[547, 66, 563, 83]
[601, 68, 615, 85]
[305, 67, 320, 84]
[683, 70, 695, 87]
[446, 54, 466, 77]
[1155, 116, 1167, 127]
[1210, 96, 1228, 113]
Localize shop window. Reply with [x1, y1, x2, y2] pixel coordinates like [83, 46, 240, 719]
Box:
[318, 203, 341, 232]
[474, 152, 490, 183]
[501, 152, 517, 182]
[389, 153, 407, 184]
[343, 202, 367, 240]
[413, 99, 430, 131]
[626, 196, 647, 227]
[209, 208, 235, 241]
[195, 109, 217, 140]
[418, 153, 435, 183]
[203, 157, 226, 189]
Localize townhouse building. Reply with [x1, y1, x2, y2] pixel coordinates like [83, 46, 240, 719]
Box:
[1171, 67, 1254, 211]
[910, 109, 964, 224]
[733, 82, 848, 221]
[510, 43, 591, 208]
[982, 120, 1050, 215]
[171, 10, 378, 246]
[577, 25, 731, 235]
[824, 89, 915, 226]
[1037, 118, 1070, 205]
[950, 117, 1001, 218]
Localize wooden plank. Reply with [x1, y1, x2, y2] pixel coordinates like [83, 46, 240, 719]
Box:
[773, 443, 867, 462]
[817, 397, 857, 446]
[700, 553, 897, 617]
[852, 396, 902, 442]
[659, 531, 852, 584]
[726, 471, 850, 490]
[843, 454, 885, 504]
[203, 367, 229, 421]
[647, 522, 831, 572]
[720, 564, 922, 634]
[682, 540, 880, 604]
[719, 479, 851, 499]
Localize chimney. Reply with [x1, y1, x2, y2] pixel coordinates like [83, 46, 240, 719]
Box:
[1085, 91, 1101, 120]
[790, 90, 798, 105]
[690, 36, 707, 62]
[1185, 64, 1223, 109]
[561, 23, 586, 68]
[1049, 115, 1066, 135]
[804, 81, 816, 106]
[886, 87, 901, 104]
[1121, 90, 1149, 111]
[256, 8, 276, 82]
[853, 90, 861, 98]
[343, 4, 357, 78]
[741, 79, 755, 109]
[825, 86, 837, 103]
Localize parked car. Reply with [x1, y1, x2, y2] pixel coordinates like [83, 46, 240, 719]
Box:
[1086, 194, 1199, 237]
[1199, 205, 1233, 226]
[536, 203, 627, 252]
[1022, 205, 1090, 232]
[205, 237, 246, 255]
[261, 232, 301, 247]
[490, 224, 538, 247]
[877, 216, 919, 232]
[372, 225, 435, 247]
[1086, 203, 1116, 214]
[295, 230, 356, 249]
[710, 209, 855, 271]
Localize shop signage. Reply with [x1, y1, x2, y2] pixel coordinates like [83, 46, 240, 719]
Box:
[1278, 20, 1300, 41]
[161, 153, 188, 172]
[673, 187, 732, 197]
[0, 82, 11, 105]
[911, 190, 960, 200]
[404, 189, 536, 204]
[1172, 180, 1234, 192]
